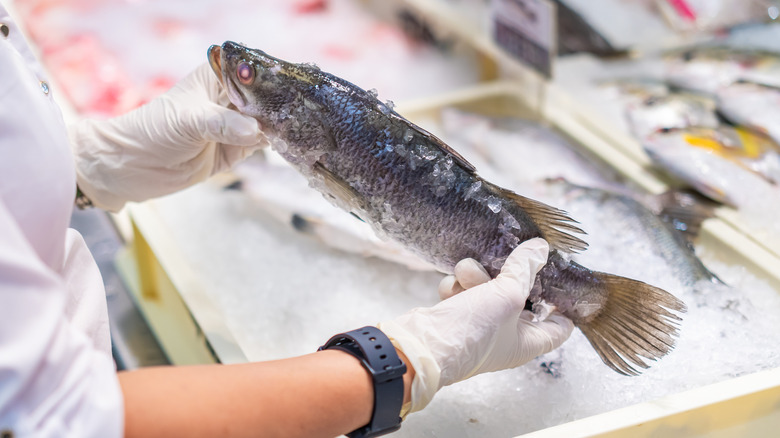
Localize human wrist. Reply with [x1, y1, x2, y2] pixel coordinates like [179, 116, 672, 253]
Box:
[393, 344, 415, 406]
[376, 320, 441, 414]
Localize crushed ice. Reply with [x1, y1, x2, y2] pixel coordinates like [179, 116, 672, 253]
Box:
[150, 106, 780, 437]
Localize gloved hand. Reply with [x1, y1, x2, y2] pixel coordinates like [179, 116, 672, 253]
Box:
[69, 63, 270, 212]
[378, 238, 574, 414]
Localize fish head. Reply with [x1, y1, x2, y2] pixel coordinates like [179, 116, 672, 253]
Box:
[208, 41, 320, 130]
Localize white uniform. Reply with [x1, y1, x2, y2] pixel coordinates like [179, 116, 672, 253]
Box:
[0, 4, 123, 437]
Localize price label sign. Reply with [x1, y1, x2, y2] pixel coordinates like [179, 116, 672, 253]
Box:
[491, 0, 557, 78]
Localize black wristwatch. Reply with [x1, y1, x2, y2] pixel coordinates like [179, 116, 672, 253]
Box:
[319, 326, 407, 438]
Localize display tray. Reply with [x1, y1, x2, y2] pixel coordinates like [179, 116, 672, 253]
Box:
[119, 80, 780, 437]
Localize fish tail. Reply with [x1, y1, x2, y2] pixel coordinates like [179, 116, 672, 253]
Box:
[576, 273, 687, 376]
[654, 189, 726, 285]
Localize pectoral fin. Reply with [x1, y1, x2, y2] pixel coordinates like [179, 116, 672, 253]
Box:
[312, 162, 367, 217]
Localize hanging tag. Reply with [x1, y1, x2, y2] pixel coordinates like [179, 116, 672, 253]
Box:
[491, 0, 557, 78]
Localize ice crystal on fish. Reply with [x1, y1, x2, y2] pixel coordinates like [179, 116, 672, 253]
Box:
[487, 197, 502, 213]
[465, 181, 482, 200]
[272, 137, 289, 153]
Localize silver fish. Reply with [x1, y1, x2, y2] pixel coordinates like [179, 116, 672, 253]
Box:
[208, 41, 686, 376]
[547, 179, 721, 288]
[626, 93, 719, 140]
[664, 46, 780, 95]
[716, 80, 780, 146]
[595, 78, 719, 139]
[642, 126, 780, 207]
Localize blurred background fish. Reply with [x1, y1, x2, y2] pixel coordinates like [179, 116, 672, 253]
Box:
[642, 126, 780, 207]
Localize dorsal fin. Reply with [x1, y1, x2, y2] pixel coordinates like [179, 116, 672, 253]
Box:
[493, 184, 588, 253]
[321, 70, 478, 174]
[390, 113, 478, 173]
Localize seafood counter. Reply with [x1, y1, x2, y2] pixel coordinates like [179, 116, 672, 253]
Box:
[11, 0, 780, 436]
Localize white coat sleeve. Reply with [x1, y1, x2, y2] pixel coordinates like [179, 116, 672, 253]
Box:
[0, 198, 123, 438]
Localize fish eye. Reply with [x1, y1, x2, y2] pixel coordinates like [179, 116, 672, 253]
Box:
[237, 62, 255, 85]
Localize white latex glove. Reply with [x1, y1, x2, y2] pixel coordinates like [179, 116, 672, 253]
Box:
[378, 238, 574, 414]
[69, 63, 270, 212]
[437, 257, 491, 300]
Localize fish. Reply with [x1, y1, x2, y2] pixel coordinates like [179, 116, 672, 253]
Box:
[546, 179, 722, 289]
[437, 109, 721, 286]
[596, 78, 723, 140]
[642, 126, 780, 207]
[664, 46, 780, 95]
[625, 93, 720, 140]
[597, 78, 671, 102]
[716, 80, 780, 145]
[208, 41, 686, 376]
[437, 109, 720, 287]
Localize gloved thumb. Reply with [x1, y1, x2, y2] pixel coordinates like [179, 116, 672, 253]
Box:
[454, 259, 491, 289]
[438, 258, 491, 300]
[490, 238, 549, 308]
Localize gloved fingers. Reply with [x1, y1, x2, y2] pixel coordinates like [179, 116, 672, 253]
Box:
[433, 240, 548, 323]
[175, 63, 228, 104]
[437, 275, 464, 300]
[453, 258, 491, 289]
[211, 145, 265, 175]
[200, 105, 268, 147]
[491, 238, 549, 307]
[517, 310, 574, 355]
[438, 258, 490, 300]
[167, 65, 268, 150]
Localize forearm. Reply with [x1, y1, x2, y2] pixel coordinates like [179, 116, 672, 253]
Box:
[119, 349, 414, 438]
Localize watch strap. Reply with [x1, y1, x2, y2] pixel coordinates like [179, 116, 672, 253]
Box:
[319, 326, 407, 438]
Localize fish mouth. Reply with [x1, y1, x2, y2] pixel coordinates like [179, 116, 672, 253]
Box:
[207, 45, 223, 85]
[207, 43, 248, 108]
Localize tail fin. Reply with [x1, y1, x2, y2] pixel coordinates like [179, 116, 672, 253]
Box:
[577, 273, 687, 376]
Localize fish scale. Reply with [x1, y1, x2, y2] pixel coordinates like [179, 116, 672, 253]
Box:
[209, 41, 687, 376]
